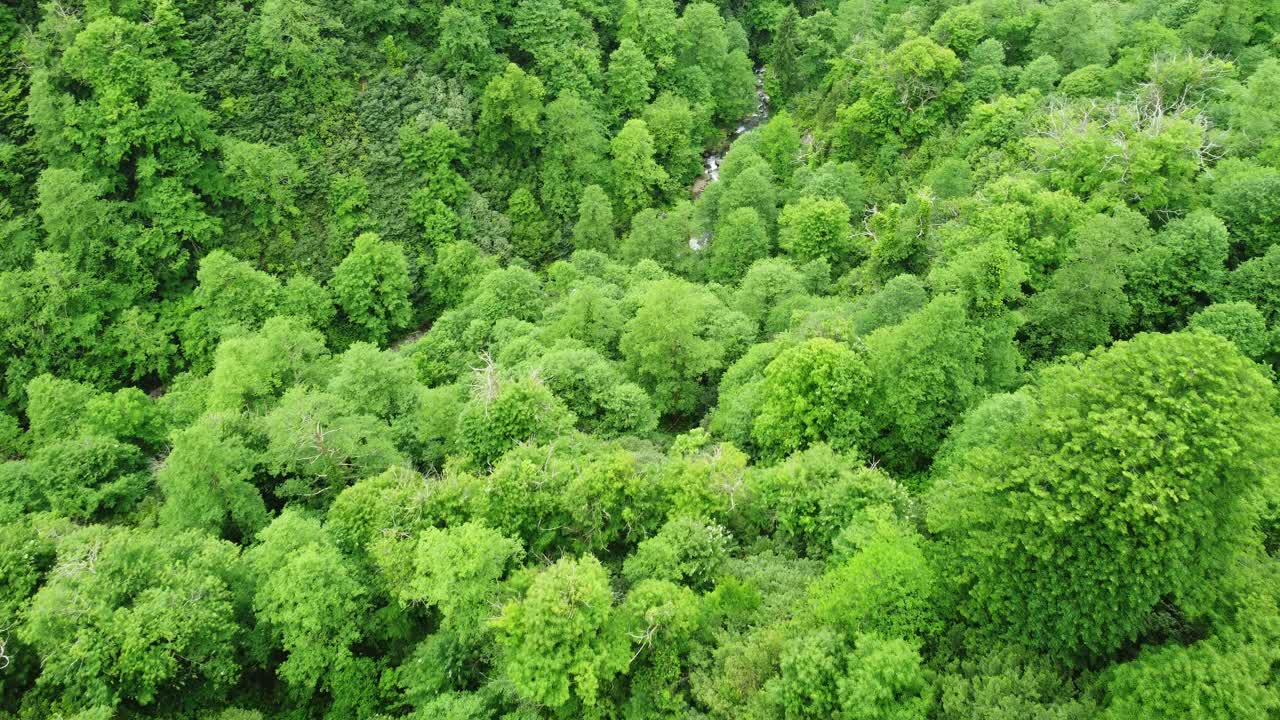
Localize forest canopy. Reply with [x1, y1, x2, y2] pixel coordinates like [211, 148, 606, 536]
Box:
[1, 0, 1279, 718]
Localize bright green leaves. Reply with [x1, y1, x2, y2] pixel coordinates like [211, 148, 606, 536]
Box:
[331, 232, 414, 344]
[456, 373, 576, 468]
[494, 555, 629, 709]
[778, 196, 858, 269]
[709, 207, 771, 284]
[610, 119, 670, 221]
[928, 331, 1280, 661]
[621, 278, 753, 418]
[810, 508, 938, 642]
[22, 527, 244, 711]
[572, 184, 616, 254]
[770, 631, 932, 720]
[478, 63, 546, 158]
[206, 316, 329, 412]
[261, 387, 403, 503]
[1100, 637, 1280, 720]
[245, 512, 367, 698]
[158, 413, 267, 541]
[839, 634, 932, 720]
[405, 523, 523, 638]
[864, 296, 991, 472]
[607, 39, 655, 119]
[752, 338, 870, 461]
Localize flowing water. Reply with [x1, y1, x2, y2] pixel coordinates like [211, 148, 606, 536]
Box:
[692, 67, 771, 194]
[689, 68, 770, 251]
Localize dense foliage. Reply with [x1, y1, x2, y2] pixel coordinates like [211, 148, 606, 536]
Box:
[1, 0, 1279, 718]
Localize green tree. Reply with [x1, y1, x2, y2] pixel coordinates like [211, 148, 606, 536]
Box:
[619, 0, 678, 74]
[732, 257, 809, 334]
[572, 184, 616, 253]
[30, 14, 220, 291]
[759, 111, 803, 185]
[1227, 244, 1280, 325]
[219, 138, 302, 271]
[402, 120, 472, 251]
[607, 38, 655, 118]
[493, 555, 629, 709]
[864, 296, 988, 472]
[851, 274, 928, 337]
[261, 388, 402, 502]
[478, 63, 546, 158]
[621, 278, 753, 417]
[455, 373, 576, 467]
[1029, 0, 1117, 71]
[1189, 302, 1270, 360]
[534, 347, 659, 436]
[778, 196, 857, 268]
[623, 515, 732, 591]
[508, 186, 556, 265]
[331, 232, 414, 343]
[1100, 638, 1279, 720]
[643, 92, 704, 190]
[770, 6, 802, 102]
[540, 92, 611, 229]
[928, 331, 1280, 661]
[206, 316, 329, 412]
[1126, 210, 1228, 332]
[831, 37, 962, 155]
[611, 119, 670, 220]
[839, 634, 933, 720]
[812, 508, 937, 642]
[1209, 161, 1280, 262]
[709, 207, 772, 284]
[158, 413, 267, 542]
[22, 527, 244, 711]
[398, 522, 524, 641]
[718, 163, 779, 236]
[245, 512, 369, 699]
[752, 338, 871, 460]
[621, 203, 695, 270]
[434, 6, 501, 88]
[1021, 213, 1135, 359]
[180, 250, 282, 371]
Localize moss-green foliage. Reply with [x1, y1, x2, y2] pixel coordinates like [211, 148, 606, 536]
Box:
[331, 232, 414, 343]
[1100, 636, 1280, 720]
[621, 277, 753, 418]
[22, 527, 244, 711]
[3, 0, 1280, 716]
[928, 332, 1280, 662]
[752, 337, 871, 460]
[493, 555, 629, 709]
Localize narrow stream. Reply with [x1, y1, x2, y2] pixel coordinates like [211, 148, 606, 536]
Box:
[697, 68, 770, 189]
[690, 67, 770, 251]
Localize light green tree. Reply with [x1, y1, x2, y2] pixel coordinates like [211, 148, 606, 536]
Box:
[621, 278, 753, 417]
[611, 119, 670, 220]
[493, 555, 630, 709]
[928, 331, 1280, 661]
[752, 338, 871, 460]
[607, 39, 655, 118]
[572, 184, 616, 253]
[709, 207, 772, 285]
[778, 196, 857, 268]
[331, 232, 414, 343]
